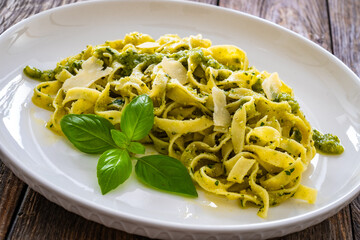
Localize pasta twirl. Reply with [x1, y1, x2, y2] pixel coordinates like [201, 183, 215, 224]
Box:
[26, 32, 318, 218]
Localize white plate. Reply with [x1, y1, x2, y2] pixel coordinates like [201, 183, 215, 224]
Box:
[0, 0, 359, 239]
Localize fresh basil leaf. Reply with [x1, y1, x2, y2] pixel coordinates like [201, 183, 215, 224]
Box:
[135, 155, 198, 197]
[60, 114, 117, 154]
[111, 129, 129, 149]
[121, 94, 154, 141]
[97, 149, 132, 194]
[127, 142, 145, 154]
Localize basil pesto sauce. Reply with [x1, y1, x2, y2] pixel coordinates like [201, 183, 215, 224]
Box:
[24, 59, 83, 82]
[23, 45, 345, 157]
[312, 129, 344, 154]
[24, 47, 239, 82]
[274, 93, 300, 114]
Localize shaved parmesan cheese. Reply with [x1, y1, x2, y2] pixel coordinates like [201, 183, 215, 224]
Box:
[161, 57, 188, 85]
[261, 72, 282, 100]
[212, 87, 231, 130]
[62, 56, 112, 91]
[136, 42, 160, 49]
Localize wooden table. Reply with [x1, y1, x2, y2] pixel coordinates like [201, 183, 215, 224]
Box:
[0, 0, 359, 239]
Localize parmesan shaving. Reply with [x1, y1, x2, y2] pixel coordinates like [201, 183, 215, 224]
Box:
[262, 72, 282, 100]
[62, 56, 112, 91]
[136, 42, 160, 49]
[212, 87, 231, 130]
[161, 57, 188, 85]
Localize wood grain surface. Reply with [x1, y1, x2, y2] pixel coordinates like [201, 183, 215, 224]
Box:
[0, 0, 359, 239]
[328, 1, 360, 238]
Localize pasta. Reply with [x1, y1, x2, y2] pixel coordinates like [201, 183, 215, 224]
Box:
[26, 32, 318, 218]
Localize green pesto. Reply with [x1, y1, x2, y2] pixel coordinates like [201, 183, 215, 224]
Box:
[93, 48, 162, 77]
[115, 49, 163, 77]
[107, 98, 125, 108]
[24, 46, 241, 82]
[189, 48, 239, 71]
[111, 48, 238, 78]
[251, 78, 263, 93]
[285, 168, 295, 176]
[290, 127, 302, 143]
[249, 135, 259, 144]
[171, 48, 241, 71]
[59, 59, 84, 74]
[112, 99, 125, 106]
[169, 50, 189, 62]
[23, 66, 55, 82]
[24, 58, 84, 81]
[274, 93, 300, 113]
[312, 129, 344, 154]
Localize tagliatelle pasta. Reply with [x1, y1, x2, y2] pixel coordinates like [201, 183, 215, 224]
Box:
[27, 32, 317, 218]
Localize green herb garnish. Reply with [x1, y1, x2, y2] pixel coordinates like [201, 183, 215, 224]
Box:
[60, 94, 197, 197]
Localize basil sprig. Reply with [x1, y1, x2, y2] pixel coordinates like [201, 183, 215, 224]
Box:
[60, 94, 197, 197]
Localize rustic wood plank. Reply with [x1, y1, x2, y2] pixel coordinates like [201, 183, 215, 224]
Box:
[8, 190, 149, 240]
[0, 163, 26, 239]
[328, 0, 360, 76]
[220, 0, 354, 239]
[268, 208, 353, 240]
[188, 0, 217, 4]
[219, 0, 332, 51]
[352, 195, 360, 240]
[0, 0, 83, 35]
[328, 1, 360, 239]
[219, 0, 263, 18]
